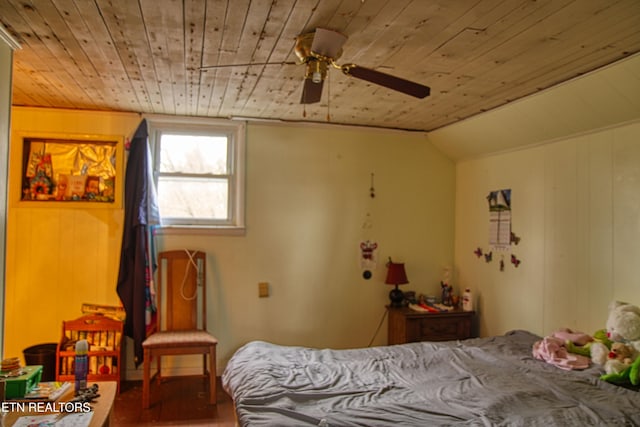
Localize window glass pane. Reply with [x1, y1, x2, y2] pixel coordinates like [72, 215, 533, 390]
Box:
[159, 134, 228, 174]
[158, 177, 229, 220]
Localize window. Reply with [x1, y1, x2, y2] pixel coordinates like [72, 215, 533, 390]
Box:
[147, 116, 245, 234]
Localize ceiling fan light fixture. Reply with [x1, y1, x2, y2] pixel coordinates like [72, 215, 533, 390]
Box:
[312, 61, 322, 83]
[297, 27, 430, 103]
[305, 60, 327, 84]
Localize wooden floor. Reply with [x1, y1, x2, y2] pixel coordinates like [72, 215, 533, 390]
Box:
[112, 377, 236, 426]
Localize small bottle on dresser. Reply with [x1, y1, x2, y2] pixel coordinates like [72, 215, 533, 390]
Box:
[462, 288, 473, 312]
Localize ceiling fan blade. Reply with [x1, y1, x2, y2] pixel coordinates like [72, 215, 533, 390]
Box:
[301, 79, 324, 104]
[311, 28, 347, 58]
[342, 65, 431, 99]
[199, 61, 297, 70]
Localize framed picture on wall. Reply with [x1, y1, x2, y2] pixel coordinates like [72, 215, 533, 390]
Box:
[13, 132, 123, 207]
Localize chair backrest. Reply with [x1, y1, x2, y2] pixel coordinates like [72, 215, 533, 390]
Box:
[155, 249, 207, 332]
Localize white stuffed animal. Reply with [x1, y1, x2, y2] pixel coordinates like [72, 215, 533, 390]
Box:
[600, 301, 640, 375]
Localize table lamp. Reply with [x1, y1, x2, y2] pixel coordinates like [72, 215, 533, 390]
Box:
[385, 258, 409, 307]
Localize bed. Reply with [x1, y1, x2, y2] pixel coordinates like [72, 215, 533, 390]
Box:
[222, 330, 639, 426]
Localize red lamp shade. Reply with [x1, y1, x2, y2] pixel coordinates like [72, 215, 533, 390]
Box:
[385, 261, 408, 307]
[385, 262, 409, 286]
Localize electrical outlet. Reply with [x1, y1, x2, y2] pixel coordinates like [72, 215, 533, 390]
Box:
[258, 282, 269, 298]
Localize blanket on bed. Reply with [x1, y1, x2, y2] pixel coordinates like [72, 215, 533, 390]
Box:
[223, 330, 640, 426]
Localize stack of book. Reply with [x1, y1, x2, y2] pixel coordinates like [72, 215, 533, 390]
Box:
[23, 381, 72, 401]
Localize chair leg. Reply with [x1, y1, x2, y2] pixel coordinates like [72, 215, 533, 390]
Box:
[209, 344, 217, 405]
[142, 348, 151, 409]
[202, 354, 207, 379]
[156, 355, 162, 384]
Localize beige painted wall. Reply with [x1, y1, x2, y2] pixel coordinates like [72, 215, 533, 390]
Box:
[453, 120, 640, 338]
[5, 108, 455, 377]
[155, 122, 456, 375]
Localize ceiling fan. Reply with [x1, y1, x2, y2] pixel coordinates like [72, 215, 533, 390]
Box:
[294, 28, 431, 104]
[199, 28, 431, 105]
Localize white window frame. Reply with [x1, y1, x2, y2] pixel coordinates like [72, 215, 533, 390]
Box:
[146, 115, 246, 235]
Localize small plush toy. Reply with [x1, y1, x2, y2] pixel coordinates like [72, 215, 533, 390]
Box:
[598, 301, 640, 386]
[601, 356, 640, 387]
[611, 342, 634, 362]
[565, 329, 612, 362]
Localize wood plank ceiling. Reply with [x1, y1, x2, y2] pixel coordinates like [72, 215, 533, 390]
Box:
[1, 0, 639, 132]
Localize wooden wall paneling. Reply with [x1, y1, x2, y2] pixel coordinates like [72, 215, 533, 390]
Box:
[612, 126, 640, 303]
[585, 134, 614, 332]
[542, 141, 580, 332]
[574, 137, 591, 328]
[57, 209, 78, 310]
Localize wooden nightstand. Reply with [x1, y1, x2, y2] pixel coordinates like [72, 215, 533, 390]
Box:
[387, 307, 475, 345]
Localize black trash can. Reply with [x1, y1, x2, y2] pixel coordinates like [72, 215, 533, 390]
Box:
[23, 343, 57, 381]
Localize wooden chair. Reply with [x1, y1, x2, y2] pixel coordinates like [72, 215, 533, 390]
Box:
[142, 249, 218, 408]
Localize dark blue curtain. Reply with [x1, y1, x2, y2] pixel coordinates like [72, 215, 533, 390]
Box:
[116, 119, 157, 366]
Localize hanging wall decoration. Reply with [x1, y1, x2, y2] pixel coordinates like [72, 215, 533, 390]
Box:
[359, 172, 378, 279]
[487, 189, 512, 249]
[359, 193, 376, 279]
[360, 239, 379, 277]
[473, 188, 524, 271]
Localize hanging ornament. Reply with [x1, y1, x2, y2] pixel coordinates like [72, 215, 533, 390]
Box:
[511, 254, 521, 267]
[369, 173, 375, 198]
[359, 239, 378, 279]
[510, 232, 521, 245]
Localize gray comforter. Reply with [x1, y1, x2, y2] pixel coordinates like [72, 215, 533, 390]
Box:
[222, 330, 640, 426]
